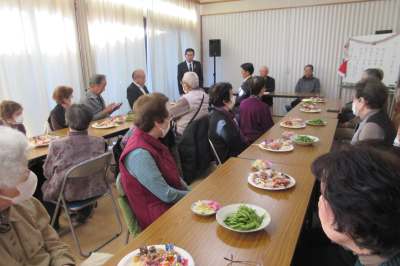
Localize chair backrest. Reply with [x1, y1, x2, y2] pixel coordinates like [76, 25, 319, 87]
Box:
[283, 105, 292, 114]
[59, 153, 112, 196]
[209, 138, 222, 167]
[43, 121, 52, 134]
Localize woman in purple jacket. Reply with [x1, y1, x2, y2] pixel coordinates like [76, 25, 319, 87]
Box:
[239, 76, 274, 143]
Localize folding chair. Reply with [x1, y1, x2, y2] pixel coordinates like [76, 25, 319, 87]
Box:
[116, 174, 141, 245]
[50, 153, 122, 257]
[283, 104, 292, 114]
[209, 138, 222, 167]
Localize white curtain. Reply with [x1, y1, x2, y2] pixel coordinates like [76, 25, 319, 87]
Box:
[77, 0, 147, 113]
[0, 0, 83, 137]
[147, 0, 200, 101]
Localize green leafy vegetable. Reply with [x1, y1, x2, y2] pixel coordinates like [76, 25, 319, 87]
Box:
[308, 119, 325, 125]
[294, 136, 315, 142]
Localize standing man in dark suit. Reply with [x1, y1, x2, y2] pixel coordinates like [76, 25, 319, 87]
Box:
[259, 66, 275, 107]
[232, 63, 253, 114]
[177, 48, 204, 96]
[126, 69, 149, 109]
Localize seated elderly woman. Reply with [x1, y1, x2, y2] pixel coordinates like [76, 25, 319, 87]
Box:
[42, 104, 107, 230]
[0, 127, 75, 266]
[208, 82, 250, 164]
[350, 77, 397, 144]
[239, 76, 274, 142]
[120, 92, 191, 231]
[311, 140, 400, 266]
[170, 72, 208, 138]
[48, 86, 75, 131]
[0, 100, 26, 135]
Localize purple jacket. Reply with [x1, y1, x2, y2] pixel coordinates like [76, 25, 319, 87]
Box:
[0, 120, 26, 135]
[239, 97, 274, 142]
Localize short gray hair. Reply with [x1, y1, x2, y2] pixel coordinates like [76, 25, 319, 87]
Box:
[66, 104, 94, 130]
[0, 127, 29, 188]
[89, 74, 106, 88]
[183, 72, 199, 89]
[132, 69, 144, 80]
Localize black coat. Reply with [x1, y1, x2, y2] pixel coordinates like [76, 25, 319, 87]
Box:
[178, 115, 210, 185]
[177, 60, 204, 95]
[208, 109, 250, 164]
[232, 77, 252, 114]
[126, 82, 149, 109]
[261, 76, 276, 107]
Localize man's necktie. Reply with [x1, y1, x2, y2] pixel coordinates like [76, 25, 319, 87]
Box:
[189, 64, 193, 72]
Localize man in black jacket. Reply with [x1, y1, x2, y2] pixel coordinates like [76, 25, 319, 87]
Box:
[232, 63, 253, 114]
[259, 66, 275, 107]
[177, 48, 204, 96]
[126, 69, 149, 109]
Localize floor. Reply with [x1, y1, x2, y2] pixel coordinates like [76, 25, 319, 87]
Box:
[59, 116, 283, 265]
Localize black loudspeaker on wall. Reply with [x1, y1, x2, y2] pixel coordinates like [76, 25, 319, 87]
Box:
[209, 39, 221, 57]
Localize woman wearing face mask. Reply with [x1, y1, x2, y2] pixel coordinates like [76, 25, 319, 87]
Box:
[208, 82, 250, 164]
[350, 78, 397, 145]
[0, 100, 26, 135]
[239, 76, 274, 143]
[0, 127, 76, 266]
[48, 86, 75, 131]
[120, 92, 191, 231]
[169, 72, 209, 140]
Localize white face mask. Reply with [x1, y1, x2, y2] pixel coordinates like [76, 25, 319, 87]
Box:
[0, 171, 37, 204]
[69, 96, 75, 105]
[352, 99, 362, 116]
[394, 138, 400, 146]
[227, 96, 235, 110]
[158, 119, 170, 138]
[14, 114, 24, 124]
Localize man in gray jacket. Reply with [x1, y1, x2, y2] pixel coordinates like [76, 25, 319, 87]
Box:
[291, 65, 320, 107]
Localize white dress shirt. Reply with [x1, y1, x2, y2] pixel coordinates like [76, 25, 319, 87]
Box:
[238, 76, 252, 96]
[133, 80, 146, 95]
[186, 60, 193, 72]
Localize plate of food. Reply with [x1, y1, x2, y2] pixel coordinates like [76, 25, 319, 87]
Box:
[216, 204, 271, 233]
[117, 244, 194, 266]
[259, 139, 294, 152]
[113, 117, 124, 123]
[191, 200, 220, 216]
[302, 97, 327, 103]
[251, 159, 272, 170]
[300, 106, 321, 113]
[280, 117, 306, 128]
[125, 114, 134, 121]
[302, 100, 315, 107]
[282, 131, 297, 138]
[290, 135, 319, 146]
[92, 120, 118, 129]
[30, 135, 60, 147]
[248, 169, 296, 190]
[305, 119, 326, 126]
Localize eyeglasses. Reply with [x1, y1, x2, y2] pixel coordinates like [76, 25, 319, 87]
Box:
[224, 254, 263, 266]
[180, 81, 186, 85]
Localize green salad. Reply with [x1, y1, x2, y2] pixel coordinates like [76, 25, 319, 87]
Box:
[125, 114, 134, 120]
[294, 136, 315, 142]
[302, 101, 314, 106]
[308, 118, 325, 125]
[223, 205, 268, 231]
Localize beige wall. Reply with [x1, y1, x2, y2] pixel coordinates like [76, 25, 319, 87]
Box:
[200, 0, 371, 15]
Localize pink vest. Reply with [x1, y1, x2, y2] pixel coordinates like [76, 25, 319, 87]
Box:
[119, 127, 184, 231]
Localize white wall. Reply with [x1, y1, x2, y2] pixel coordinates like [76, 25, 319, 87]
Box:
[202, 0, 400, 115]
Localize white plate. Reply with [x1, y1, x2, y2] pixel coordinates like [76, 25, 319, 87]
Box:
[281, 132, 297, 138]
[216, 204, 271, 233]
[259, 142, 294, 152]
[251, 161, 273, 170]
[117, 245, 195, 266]
[191, 200, 220, 216]
[290, 135, 319, 146]
[92, 123, 117, 129]
[114, 119, 124, 123]
[279, 122, 306, 129]
[305, 120, 327, 126]
[248, 171, 296, 190]
[300, 108, 321, 113]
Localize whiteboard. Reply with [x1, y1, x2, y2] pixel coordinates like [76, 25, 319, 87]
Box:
[343, 33, 400, 86]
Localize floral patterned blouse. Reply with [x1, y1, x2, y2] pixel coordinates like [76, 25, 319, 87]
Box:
[42, 130, 107, 202]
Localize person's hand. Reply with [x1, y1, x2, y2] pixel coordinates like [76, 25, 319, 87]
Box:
[114, 102, 123, 110]
[342, 122, 349, 128]
[105, 102, 115, 114]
